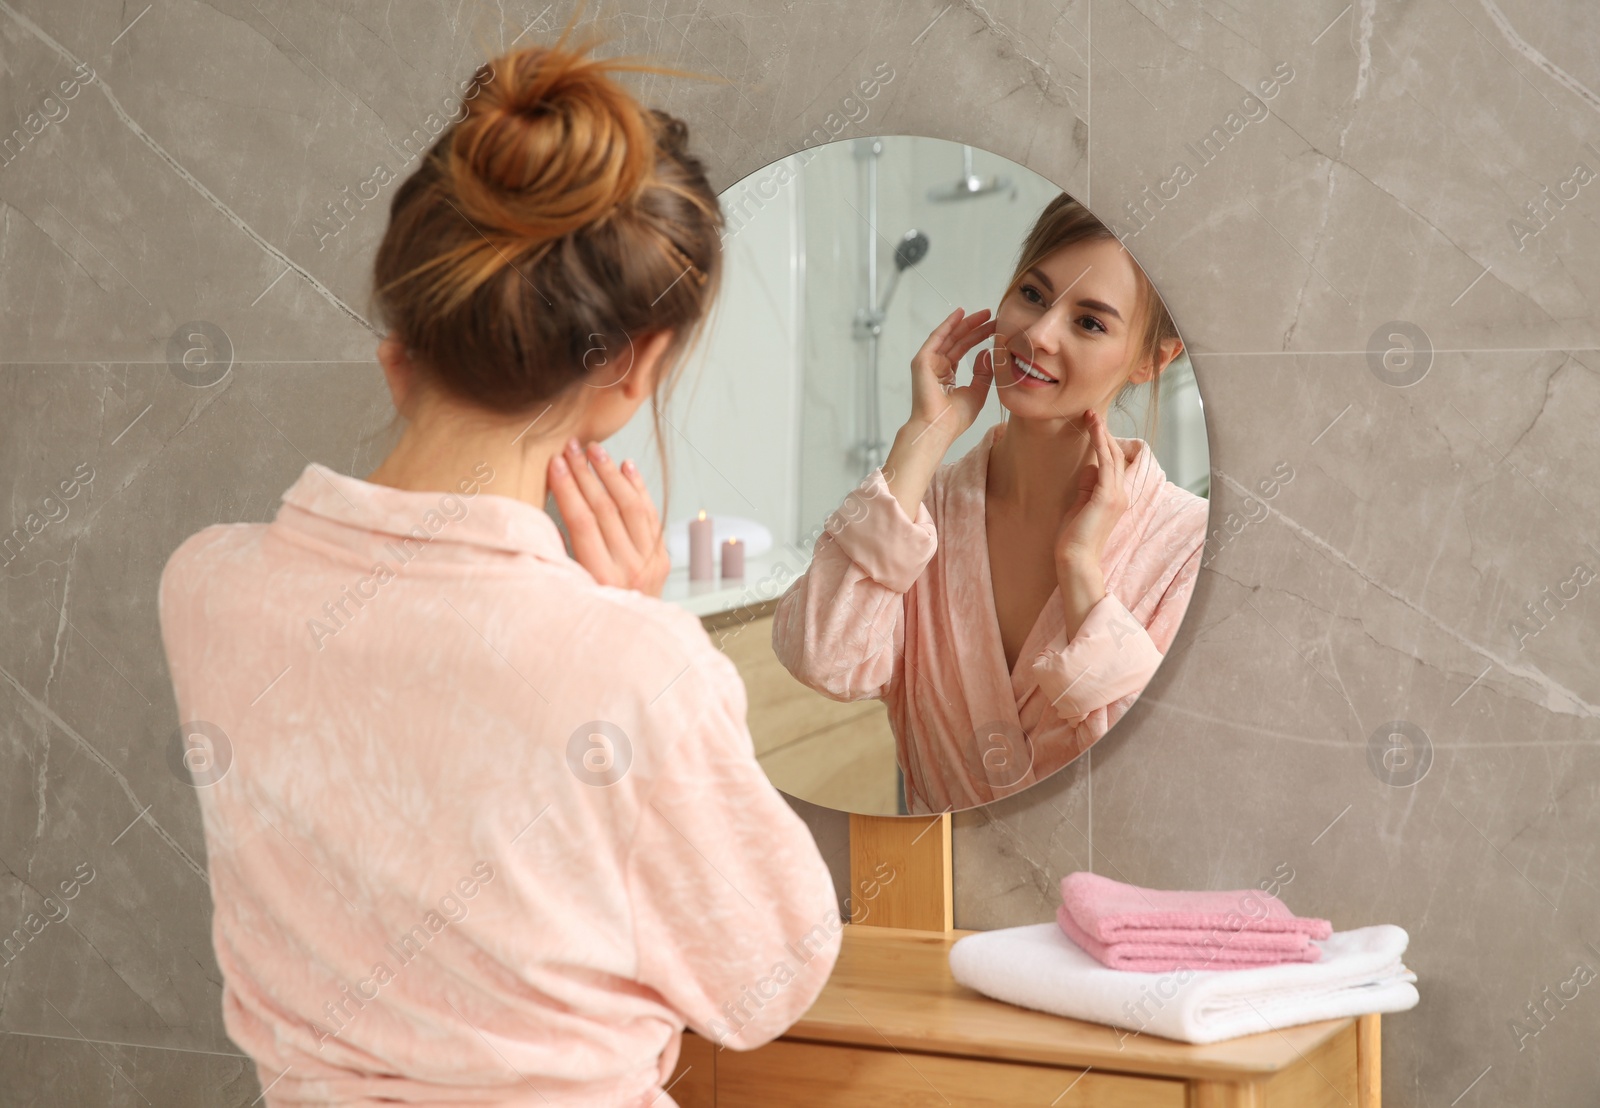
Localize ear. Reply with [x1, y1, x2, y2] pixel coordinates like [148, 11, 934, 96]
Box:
[1128, 336, 1183, 388]
[617, 330, 678, 401]
[376, 337, 417, 413]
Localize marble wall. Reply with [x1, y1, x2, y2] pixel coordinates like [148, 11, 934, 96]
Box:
[1, 0, 1596, 1104]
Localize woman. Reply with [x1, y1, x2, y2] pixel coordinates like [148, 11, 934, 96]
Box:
[158, 30, 840, 1108]
[772, 194, 1209, 816]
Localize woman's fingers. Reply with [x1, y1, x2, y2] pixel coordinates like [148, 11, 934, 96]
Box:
[1093, 411, 1116, 476]
[1087, 411, 1126, 500]
[911, 309, 999, 433]
[972, 347, 995, 387]
[941, 309, 992, 357]
[561, 439, 635, 572]
[585, 442, 659, 554]
[1100, 411, 1128, 483]
[950, 306, 990, 333]
[914, 309, 966, 392]
[923, 308, 990, 361]
[922, 312, 995, 391]
[957, 348, 995, 413]
[949, 317, 997, 362]
[918, 308, 966, 361]
[548, 451, 613, 577]
[637, 531, 671, 596]
[947, 309, 985, 349]
[549, 442, 668, 593]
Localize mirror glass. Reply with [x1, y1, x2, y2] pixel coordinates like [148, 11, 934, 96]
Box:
[607, 135, 1210, 817]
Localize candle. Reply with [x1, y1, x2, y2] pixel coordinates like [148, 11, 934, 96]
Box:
[721, 537, 744, 580]
[688, 510, 713, 581]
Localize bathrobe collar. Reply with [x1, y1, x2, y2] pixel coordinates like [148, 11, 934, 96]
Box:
[942, 418, 1169, 713]
[275, 462, 576, 567]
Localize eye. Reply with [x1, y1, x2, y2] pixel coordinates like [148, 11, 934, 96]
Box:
[1077, 315, 1107, 334]
[1019, 283, 1045, 306]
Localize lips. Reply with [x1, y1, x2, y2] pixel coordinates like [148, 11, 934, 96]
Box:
[1008, 351, 1060, 387]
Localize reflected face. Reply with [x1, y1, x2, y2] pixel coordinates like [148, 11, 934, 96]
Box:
[991, 238, 1153, 421]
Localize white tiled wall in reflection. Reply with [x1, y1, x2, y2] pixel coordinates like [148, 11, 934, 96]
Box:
[609, 154, 806, 555]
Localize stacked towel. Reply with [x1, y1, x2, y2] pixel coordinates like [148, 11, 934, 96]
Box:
[1058, 872, 1333, 972]
[949, 922, 1419, 1045]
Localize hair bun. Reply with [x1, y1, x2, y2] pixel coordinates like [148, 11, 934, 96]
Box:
[371, 25, 725, 480]
[446, 44, 657, 241]
[648, 109, 691, 157]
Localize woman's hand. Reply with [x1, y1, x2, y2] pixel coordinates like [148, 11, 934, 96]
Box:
[547, 437, 670, 597]
[1051, 410, 1132, 638]
[907, 307, 997, 441]
[1054, 408, 1132, 575]
[881, 308, 997, 518]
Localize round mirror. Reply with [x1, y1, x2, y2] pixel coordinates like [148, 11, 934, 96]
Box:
[607, 134, 1210, 816]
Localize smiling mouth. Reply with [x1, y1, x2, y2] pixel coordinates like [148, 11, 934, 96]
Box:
[1012, 353, 1060, 384]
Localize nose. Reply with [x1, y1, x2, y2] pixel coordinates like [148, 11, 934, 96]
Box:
[1020, 302, 1070, 361]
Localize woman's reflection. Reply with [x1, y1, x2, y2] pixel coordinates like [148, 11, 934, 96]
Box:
[772, 194, 1209, 815]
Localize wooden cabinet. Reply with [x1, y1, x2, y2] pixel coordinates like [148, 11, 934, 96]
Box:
[682, 629, 1387, 1105]
[719, 1038, 1186, 1106]
[710, 607, 902, 815]
[667, 924, 1380, 1107]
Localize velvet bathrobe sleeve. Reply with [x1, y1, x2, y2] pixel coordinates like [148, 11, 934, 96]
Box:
[1029, 531, 1204, 725]
[770, 467, 937, 702]
[624, 658, 843, 1053]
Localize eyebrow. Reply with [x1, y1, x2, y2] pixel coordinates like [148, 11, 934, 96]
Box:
[1026, 267, 1124, 323]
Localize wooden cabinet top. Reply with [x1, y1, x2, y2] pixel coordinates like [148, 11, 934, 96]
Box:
[782, 923, 1358, 1084]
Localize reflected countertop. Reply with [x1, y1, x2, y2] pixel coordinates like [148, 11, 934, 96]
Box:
[661, 541, 815, 618]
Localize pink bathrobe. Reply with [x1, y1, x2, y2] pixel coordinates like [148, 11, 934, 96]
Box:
[772, 421, 1208, 815]
[158, 463, 841, 1108]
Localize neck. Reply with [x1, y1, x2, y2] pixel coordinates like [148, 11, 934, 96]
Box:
[988, 412, 1099, 514]
[365, 397, 572, 510]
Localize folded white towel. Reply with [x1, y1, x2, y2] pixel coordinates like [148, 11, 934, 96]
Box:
[948, 922, 1418, 1045]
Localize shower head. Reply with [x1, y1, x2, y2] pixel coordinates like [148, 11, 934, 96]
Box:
[876, 229, 930, 317]
[894, 229, 930, 270]
[927, 144, 1014, 202]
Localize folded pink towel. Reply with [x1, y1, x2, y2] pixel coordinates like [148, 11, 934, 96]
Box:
[1056, 905, 1323, 972]
[1060, 923, 1316, 952]
[1060, 872, 1333, 942]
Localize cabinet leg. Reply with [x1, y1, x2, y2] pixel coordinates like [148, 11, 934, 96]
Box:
[1357, 1012, 1381, 1108]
